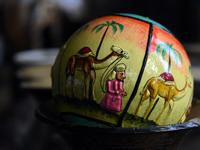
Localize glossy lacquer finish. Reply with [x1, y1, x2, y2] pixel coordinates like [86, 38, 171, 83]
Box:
[52, 14, 193, 127]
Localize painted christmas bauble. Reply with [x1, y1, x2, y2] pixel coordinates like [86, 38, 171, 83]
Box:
[52, 13, 193, 127]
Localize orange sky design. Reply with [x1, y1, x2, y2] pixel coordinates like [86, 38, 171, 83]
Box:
[83, 15, 191, 75]
[87, 15, 150, 52]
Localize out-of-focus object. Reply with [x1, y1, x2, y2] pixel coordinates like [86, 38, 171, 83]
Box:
[14, 48, 59, 89]
[14, 48, 58, 66]
[52, 13, 194, 127]
[30, 0, 88, 48]
[16, 66, 51, 89]
[184, 43, 200, 99]
[36, 100, 200, 150]
[0, 35, 4, 66]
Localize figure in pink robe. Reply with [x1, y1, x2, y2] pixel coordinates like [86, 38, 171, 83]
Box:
[100, 68, 127, 112]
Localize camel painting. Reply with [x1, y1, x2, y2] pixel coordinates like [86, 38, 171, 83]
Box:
[66, 45, 129, 100]
[135, 73, 191, 124]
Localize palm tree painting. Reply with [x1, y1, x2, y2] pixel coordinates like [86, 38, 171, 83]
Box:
[91, 21, 124, 58]
[156, 42, 183, 73]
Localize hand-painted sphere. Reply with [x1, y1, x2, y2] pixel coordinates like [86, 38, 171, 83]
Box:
[52, 13, 193, 127]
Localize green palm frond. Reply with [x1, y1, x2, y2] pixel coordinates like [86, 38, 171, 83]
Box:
[91, 23, 106, 33]
[162, 48, 167, 59]
[156, 44, 162, 56]
[156, 43, 166, 59]
[111, 24, 117, 35]
[116, 23, 124, 32]
[172, 48, 183, 64]
[95, 25, 105, 33]
[111, 20, 116, 24]
[83, 24, 89, 31]
[91, 20, 124, 35]
[106, 21, 111, 25]
[156, 42, 183, 66]
[165, 43, 179, 65]
[171, 50, 179, 65]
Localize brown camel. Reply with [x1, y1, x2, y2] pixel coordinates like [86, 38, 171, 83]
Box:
[135, 75, 191, 124]
[66, 45, 129, 100]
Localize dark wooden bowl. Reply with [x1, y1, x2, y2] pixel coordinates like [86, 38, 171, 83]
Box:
[36, 100, 200, 150]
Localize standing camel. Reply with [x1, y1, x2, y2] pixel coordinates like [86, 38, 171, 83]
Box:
[135, 74, 191, 124]
[66, 45, 129, 100]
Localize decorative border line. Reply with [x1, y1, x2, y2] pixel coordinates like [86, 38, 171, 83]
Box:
[117, 23, 154, 127]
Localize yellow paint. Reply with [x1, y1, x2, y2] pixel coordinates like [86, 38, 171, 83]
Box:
[52, 15, 193, 127]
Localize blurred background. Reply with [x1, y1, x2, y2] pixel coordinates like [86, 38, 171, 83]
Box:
[0, 0, 200, 150]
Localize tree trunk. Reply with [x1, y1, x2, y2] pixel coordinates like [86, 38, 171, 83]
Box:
[168, 50, 171, 73]
[96, 25, 109, 59]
